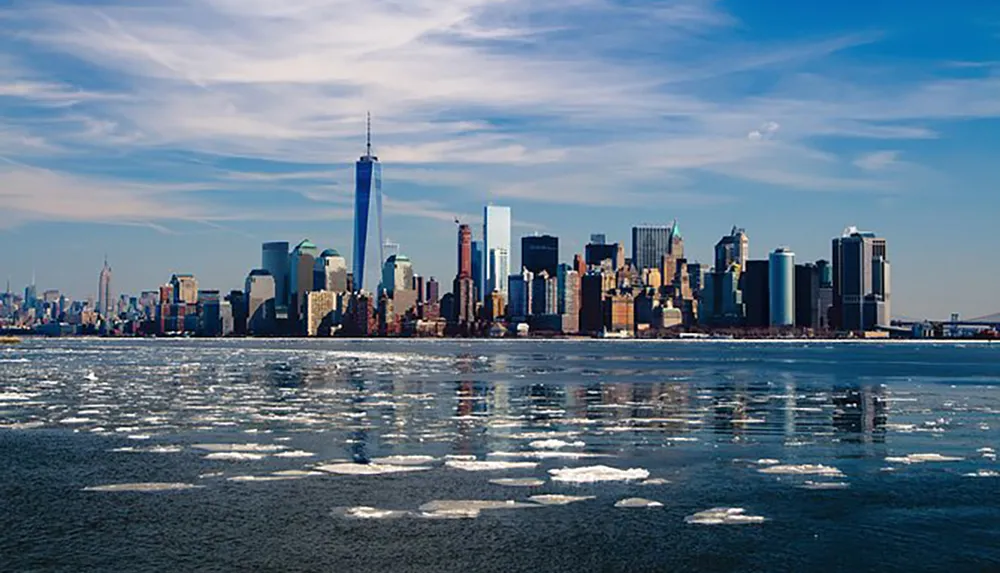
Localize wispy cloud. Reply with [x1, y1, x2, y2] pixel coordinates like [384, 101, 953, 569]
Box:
[853, 150, 900, 171]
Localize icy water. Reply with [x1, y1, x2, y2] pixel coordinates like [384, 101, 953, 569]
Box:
[2, 339, 999, 572]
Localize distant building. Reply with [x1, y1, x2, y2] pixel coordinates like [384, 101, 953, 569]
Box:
[471, 240, 484, 301]
[557, 264, 580, 334]
[171, 274, 198, 305]
[579, 272, 606, 334]
[631, 225, 672, 272]
[741, 260, 769, 328]
[262, 242, 290, 309]
[353, 115, 383, 292]
[507, 268, 534, 321]
[453, 224, 476, 325]
[306, 291, 337, 336]
[381, 255, 414, 298]
[530, 271, 558, 316]
[715, 227, 750, 273]
[245, 269, 276, 335]
[832, 228, 890, 331]
[604, 292, 635, 333]
[700, 267, 743, 326]
[426, 277, 440, 305]
[315, 249, 348, 293]
[768, 248, 795, 327]
[289, 239, 318, 327]
[585, 242, 621, 269]
[483, 205, 512, 302]
[97, 257, 113, 317]
[522, 235, 559, 277]
[795, 263, 822, 329]
[226, 290, 247, 335]
[197, 290, 222, 336]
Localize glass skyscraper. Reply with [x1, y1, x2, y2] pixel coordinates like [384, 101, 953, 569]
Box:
[768, 248, 795, 327]
[483, 205, 511, 301]
[353, 115, 383, 293]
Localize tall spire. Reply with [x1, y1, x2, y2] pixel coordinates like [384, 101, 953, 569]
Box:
[366, 111, 372, 158]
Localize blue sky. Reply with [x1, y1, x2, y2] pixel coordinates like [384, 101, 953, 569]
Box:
[2, 0, 999, 319]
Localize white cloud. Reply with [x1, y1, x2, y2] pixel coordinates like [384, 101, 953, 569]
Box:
[853, 150, 900, 171]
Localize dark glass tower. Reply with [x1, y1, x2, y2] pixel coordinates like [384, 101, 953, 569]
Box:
[352, 114, 383, 292]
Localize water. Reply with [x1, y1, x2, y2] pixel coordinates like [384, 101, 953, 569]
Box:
[1, 339, 999, 572]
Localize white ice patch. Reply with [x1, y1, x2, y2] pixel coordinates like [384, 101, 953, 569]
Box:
[370, 455, 437, 466]
[227, 475, 303, 482]
[273, 450, 316, 458]
[529, 439, 586, 450]
[445, 460, 538, 472]
[615, 497, 663, 508]
[0, 392, 35, 401]
[83, 482, 202, 492]
[60, 417, 95, 424]
[444, 454, 477, 461]
[685, 507, 766, 525]
[640, 478, 670, 486]
[963, 469, 1000, 478]
[334, 506, 409, 519]
[488, 451, 609, 460]
[884, 453, 963, 464]
[315, 463, 431, 476]
[192, 443, 287, 453]
[204, 452, 266, 461]
[758, 464, 844, 477]
[529, 494, 594, 506]
[549, 465, 650, 484]
[417, 499, 536, 519]
[272, 470, 324, 477]
[798, 481, 849, 490]
[490, 478, 546, 487]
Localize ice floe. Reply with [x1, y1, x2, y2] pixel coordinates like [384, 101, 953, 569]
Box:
[272, 470, 324, 477]
[370, 455, 437, 466]
[417, 499, 536, 519]
[488, 451, 609, 460]
[204, 452, 266, 461]
[639, 478, 670, 486]
[883, 453, 963, 464]
[615, 498, 663, 508]
[314, 462, 431, 475]
[227, 475, 302, 482]
[529, 439, 586, 450]
[529, 494, 594, 506]
[490, 478, 546, 487]
[192, 443, 287, 453]
[799, 481, 849, 490]
[548, 465, 650, 484]
[83, 482, 202, 492]
[273, 450, 316, 458]
[758, 464, 844, 477]
[685, 507, 766, 525]
[445, 460, 538, 472]
[963, 469, 1000, 478]
[334, 506, 410, 519]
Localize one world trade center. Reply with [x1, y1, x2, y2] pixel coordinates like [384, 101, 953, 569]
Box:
[352, 114, 383, 292]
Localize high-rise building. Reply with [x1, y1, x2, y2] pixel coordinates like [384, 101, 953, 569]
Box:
[289, 239, 318, 326]
[245, 270, 275, 335]
[557, 264, 580, 334]
[226, 290, 247, 336]
[795, 263, 822, 329]
[832, 228, 890, 331]
[604, 292, 635, 333]
[453, 224, 475, 325]
[262, 242, 290, 309]
[507, 268, 533, 320]
[352, 114, 383, 292]
[687, 262, 706, 295]
[768, 248, 795, 327]
[522, 235, 558, 277]
[579, 272, 607, 334]
[741, 260, 769, 328]
[426, 277, 440, 305]
[98, 257, 113, 317]
[306, 291, 337, 336]
[715, 227, 750, 273]
[631, 225, 672, 272]
[382, 254, 417, 318]
[171, 274, 198, 305]
[456, 224, 473, 279]
[483, 205, 511, 301]
[590, 233, 606, 245]
[700, 267, 743, 326]
[530, 271, 558, 316]
[197, 290, 222, 336]
[471, 240, 484, 300]
[315, 249, 348, 293]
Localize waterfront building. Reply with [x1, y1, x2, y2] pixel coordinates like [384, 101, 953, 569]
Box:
[225, 290, 247, 335]
[381, 254, 414, 298]
[558, 264, 580, 334]
[795, 263, 822, 329]
[289, 239, 318, 328]
[315, 249, 348, 293]
[306, 291, 337, 336]
[604, 292, 635, 333]
[769, 248, 795, 327]
[261, 242, 290, 309]
[507, 268, 534, 321]
[426, 277, 440, 305]
[97, 257, 113, 317]
[530, 271, 558, 316]
[700, 267, 743, 326]
[579, 272, 606, 334]
[453, 224, 476, 325]
[171, 274, 198, 305]
[741, 260, 769, 328]
[471, 240, 483, 300]
[486, 290, 505, 321]
[245, 269, 276, 335]
[715, 227, 750, 273]
[832, 228, 890, 331]
[197, 290, 222, 336]
[483, 205, 512, 302]
[522, 235, 559, 277]
[352, 114, 384, 292]
[631, 225, 671, 272]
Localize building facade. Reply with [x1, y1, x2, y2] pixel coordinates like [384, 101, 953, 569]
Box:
[262, 242, 289, 309]
[245, 269, 276, 335]
[631, 225, 671, 272]
[832, 228, 890, 331]
[315, 249, 348, 293]
[714, 226, 750, 273]
[768, 248, 795, 327]
[483, 205, 511, 301]
[522, 235, 559, 277]
[352, 116, 383, 292]
[98, 257, 113, 317]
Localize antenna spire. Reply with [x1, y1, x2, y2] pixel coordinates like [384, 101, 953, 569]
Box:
[366, 111, 372, 157]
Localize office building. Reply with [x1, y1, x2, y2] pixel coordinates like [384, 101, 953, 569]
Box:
[225, 290, 247, 335]
[715, 227, 750, 273]
[426, 277, 440, 305]
[585, 241, 621, 269]
[579, 272, 606, 333]
[456, 224, 473, 279]
[453, 224, 476, 325]
[245, 270, 275, 335]
[522, 235, 559, 277]
[471, 240, 484, 300]
[557, 264, 580, 333]
[261, 242, 290, 309]
[289, 239, 318, 326]
[700, 267, 743, 326]
[632, 225, 672, 272]
[97, 257, 113, 317]
[741, 260, 769, 328]
[590, 233, 606, 245]
[795, 263, 822, 329]
[315, 249, 348, 293]
[381, 254, 414, 298]
[483, 205, 511, 301]
[832, 228, 890, 331]
[171, 274, 198, 305]
[508, 268, 533, 320]
[197, 290, 222, 336]
[531, 271, 558, 316]
[604, 292, 635, 333]
[352, 114, 384, 292]
[306, 291, 337, 336]
[769, 248, 795, 327]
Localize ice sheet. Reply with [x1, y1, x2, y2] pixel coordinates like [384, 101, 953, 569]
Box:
[758, 464, 844, 477]
[490, 478, 546, 487]
[615, 497, 663, 508]
[685, 507, 766, 525]
[529, 494, 594, 505]
[548, 465, 650, 483]
[884, 453, 963, 464]
[315, 462, 432, 475]
[445, 460, 538, 471]
[83, 482, 202, 492]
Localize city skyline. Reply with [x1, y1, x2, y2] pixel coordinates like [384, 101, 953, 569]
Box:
[3, 0, 1000, 319]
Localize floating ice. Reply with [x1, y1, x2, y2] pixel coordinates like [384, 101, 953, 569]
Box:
[884, 453, 963, 464]
[758, 464, 844, 477]
[0, 392, 34, 401]
[315, 463, 431, 475]
[490, 478, 546, 487]
[444, 455, 477, 461]
[204, 452, 266, 461]
[83, 482, 202, 492]
[227, 475, 302, 482]
[192, 443, 287, 453]
[529, 494, 594, 506]
[445, 460, 538, 472]
[640, 478, 670, 486]
[756, 459, 780, 465]
[685, 507, 766, 525]
[273, 450, 316, 458]
[60, 417, 95, 425]
[529, 439, 586, 450]
[84, 372, 99, 382]
[334, 506, 410, 519]
[799, 481, 849, 490]
[370, 455, 437, 466]
[549, 465, 650, 484]
[615, 498, 663, 508]
[488, 451, 609, 460]
[963, 469, 1000, 478]
[272, 470, 324, 477]
[417, 499, 536, 519]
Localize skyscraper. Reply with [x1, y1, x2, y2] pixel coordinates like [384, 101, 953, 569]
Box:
[315, 249, 348, 293]
[507, 268, 533, 321]
[471, 240, 484, 300]
[353, 114, 383, 292]
[522, 235, 558, 277]
[483, 205, 511, 301]
[98, 257, 112, 317]
[245, 270, 275, 335]
[769, 248, 795, 327]
[171, 274, 198, 305]
[631, 225, 671, 272]
[289, 239, 318, 326]
[795, 263, 822, 329]
[381, 255, 414, 298]
[832, 228, 890, 331]
[715, 227, 749, 273]
[740, 260, 769, 328]
[453, 224, 475, 325]
[262, 242, 290, 309]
